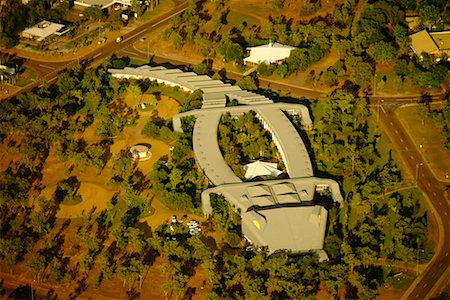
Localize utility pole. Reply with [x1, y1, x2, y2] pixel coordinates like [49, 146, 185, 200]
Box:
[416, 249, 425, 275]
[416, 162, 423, 182]
[377, 99, 384, 125]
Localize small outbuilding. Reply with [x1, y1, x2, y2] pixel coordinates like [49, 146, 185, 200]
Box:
[243, 42, 296, 65]
[129, 144, 152, 161]
[409, 29, 450, 59]
[244, 161, 282, 179]
[74, 0, 131, 9]
[21, 20, 67, 42]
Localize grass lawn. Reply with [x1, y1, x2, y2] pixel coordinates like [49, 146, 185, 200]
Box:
[139, 0, 175, 22]
[129, 57, 148, 66]
[16, 68, 37, 87]
[390, 272, 415, 289]
[396, 103, 450, 180]
[369, 109, 415, 182]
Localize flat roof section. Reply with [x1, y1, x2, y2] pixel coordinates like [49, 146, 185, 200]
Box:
[22, 21, 65, 41]
[410, 30, 439, 55]
[430, 31, 450, 50]
[242, 205, 328, 253]
[257, 107, 313, 178]
[193, 113, 242, 186]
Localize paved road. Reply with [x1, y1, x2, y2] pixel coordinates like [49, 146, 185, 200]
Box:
[4, 0, 189, 99]
[378, 106, 450, 300]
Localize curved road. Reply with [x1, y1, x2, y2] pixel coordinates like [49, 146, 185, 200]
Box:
[378, 106, 450, 300]
[4, 0, 189, 99]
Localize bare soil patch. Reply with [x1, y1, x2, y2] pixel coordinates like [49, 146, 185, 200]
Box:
[0, 132, 25, 171]
[36, 94, 181, 219]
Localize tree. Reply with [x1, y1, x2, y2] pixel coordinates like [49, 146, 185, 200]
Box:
[126, 81, 142, 107]
[266, 0, 284, 10]
[28, 254, 47, 282]
[348, 60, 373, 88]
[286, 48, 310, 74]
[217, 40, 244, 64]
[83, 6, 106, 21]
[171, 32, 184, 50]
[256, 63, 276, 76]
[193, 63, 210, 75]
[418, 4, 441, 30]
[237, 75, 258, 91]
[118, 257, 146, 290]
[369, 41, 396, 63]
[131, 0, 143, 18]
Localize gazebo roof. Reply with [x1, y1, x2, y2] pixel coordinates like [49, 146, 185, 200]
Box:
[244, 161, 282, 179]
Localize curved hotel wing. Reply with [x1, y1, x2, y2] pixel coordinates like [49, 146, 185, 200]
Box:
[109, 65, 343, 261]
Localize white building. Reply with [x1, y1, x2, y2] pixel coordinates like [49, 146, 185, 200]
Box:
[74, 0, 131, 9]
[243, 42, 296, 65]
[129, 144, 152, 161]
[21, 21, 67, 42]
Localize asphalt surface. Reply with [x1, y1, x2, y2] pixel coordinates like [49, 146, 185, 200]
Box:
[6, 0, 189, 98]
[2, 4, 449, 298]
[378, 106, 450, 300]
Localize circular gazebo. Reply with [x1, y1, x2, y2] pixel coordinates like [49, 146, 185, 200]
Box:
[129, 144, 152, 161]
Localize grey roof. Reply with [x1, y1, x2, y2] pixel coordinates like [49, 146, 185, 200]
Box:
[257, 107, 313, 177]
[21, 20, 65, 41]
[276, 193, 300, 204]
[108, 65, 344, 260]
[242, 205, 327, 253]
[247, 185, 272, 197]
[271, 182, 296, 195]
[193, 112, 241, 185]
[202, 177, 343, 217]
[74, 0, 131, 9]
[251, 195, 276, 206]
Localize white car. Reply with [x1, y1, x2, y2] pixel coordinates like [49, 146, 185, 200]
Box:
[189, 228, 200, 235]
[171, 215, 177, 223]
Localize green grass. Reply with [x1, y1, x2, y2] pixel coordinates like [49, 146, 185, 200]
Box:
[225, 11, 261, 30]
[61, 195, 83, 206]
[140, 0, 175, 22]
[390, 272, 415, 289]
[130, 57, 148, 66]
[16, 68, 37, 87]
[396, 103, 450, 180]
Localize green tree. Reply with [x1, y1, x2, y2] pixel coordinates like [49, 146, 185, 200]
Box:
[83, 6, 106, 21]
[217, 40, 244, 64]
[193, 62, 210, 75]
[286, 48, 310, 74]
[369, 41, 396, 63]
[237, 75, 258, 91]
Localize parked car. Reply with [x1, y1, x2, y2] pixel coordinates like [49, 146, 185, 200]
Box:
[116, 36, 123, 43]
[98, 37, 107, 44]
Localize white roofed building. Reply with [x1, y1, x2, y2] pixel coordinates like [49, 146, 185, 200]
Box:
[244, 42, 296, 65]
[74, 0, 131, 9]
[21, 21, 66, 42]
[244, 161, 282, 179]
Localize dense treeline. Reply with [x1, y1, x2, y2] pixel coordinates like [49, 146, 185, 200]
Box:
[420, 94, 450, 152]
[0, 0, 70, 48]
[217, 111, 284, 179]
[308, 91, 430, 286]
[0, 0, 154, 48]
[0, 58, 432, 298]
[163, 0, 450, 90]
